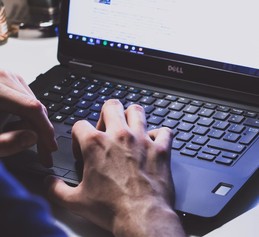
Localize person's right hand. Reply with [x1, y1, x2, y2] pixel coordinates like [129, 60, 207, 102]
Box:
[0, 70, 57, 167]
[47, 99, 186, 237]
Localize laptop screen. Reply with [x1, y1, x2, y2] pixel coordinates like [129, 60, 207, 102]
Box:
[66, 0, 259, 78]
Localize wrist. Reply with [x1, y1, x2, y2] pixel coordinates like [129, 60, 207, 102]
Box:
[112, 197, 185, 237]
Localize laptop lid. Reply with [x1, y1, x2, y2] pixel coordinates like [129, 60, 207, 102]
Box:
[58, 0, 259, 106]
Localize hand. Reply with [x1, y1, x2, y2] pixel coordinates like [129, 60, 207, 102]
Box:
[47, 99, 185, 237]
[0, 70, 57, 166]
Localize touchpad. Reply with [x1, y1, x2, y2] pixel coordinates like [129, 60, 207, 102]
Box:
[53, 136, 78, 172]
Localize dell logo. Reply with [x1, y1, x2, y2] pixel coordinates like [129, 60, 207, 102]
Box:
[168, 65, 184, 74]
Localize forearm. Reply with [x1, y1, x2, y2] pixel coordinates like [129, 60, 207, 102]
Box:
[113, 198, 186, 237]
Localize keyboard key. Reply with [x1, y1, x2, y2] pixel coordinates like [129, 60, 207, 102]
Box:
[204, 103, 217, 109]
[112, 90, 128, 99]
[172, 140, 185, 150]
[140, 90, 153, 96]
[85, 84, 100, 93]
[70, 89, 84, 98]
[186, 143, 201, 151]
[169, 102, 184, 111]
[140, 96, 156, 105]
[153, 92, 165, 98]
[213, 111, 229, 120]
[178, 97, 190, 104]
[64, 116, 80, 126]
[83, 92, 99, 101]
[176, 132, 194, 142]
[50, 85, 71, 95]
[244, 111, 257, 118]
[192, 136, 209, 146]
[177, 122, 194, 132]
[148, 116, 164, 125]
[228, 115, 244, 124]
[76, 100, 92, 109]
[72, 81, 85, 90]
[213, 121, 229, 130]
[202, 147, 221, 156]
[192, 126, 209, 135]
[47, 103, 63, 112]
[217, 105, 230, 112]
[154, 99, 170, 108]
[74, 109, 90, 118]
[183, 105, 199, 114]
[87, 112, 100, 121]
[165, 95, 178, 101]
[168, 111, 184, 120]
[198, 153, 215, 161]
[99, 87, 114, 96]
[90, 103, 103, 112]
[197, 117, 214, 127]
[208, 129, 225, 139]
[228, 124, 244, 133]
[153, 108, 169, 117]
[41, 92, 64, 103]
[50, 114, 67, 123]
[126, 93, 142, 102]
[63, 97, 78, 106]
[239, 127, 259, 145]
[230, 108, 243, 115]
[180, 149, 197, 157]
[162, 119, 179, 129]
[244, 118, 259, 128]
[60, 106, 76, 115]
[208, 139, 245, 153]
[198, 108, 214, 117]
[182, 114, 199, 124]
[191, 100, 203, 107]
[222, 152, 238, 159]
[223, 133, 240, 142]
[215, 157, 233, 166]
[142, 105, 155, 114]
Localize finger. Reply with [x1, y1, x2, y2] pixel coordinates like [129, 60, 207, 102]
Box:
[0, 85, 57, 153]
[125, 104, 147, 135]
[99, 99, 128, 134]
[148, 127, 173, 150]
[2, 119, 31, 132]
[72, 120, 97, 161]
[46, 176, 78, 208]
[15, 74, 36, 97]
[0, 70, 33, 97]
[0, 130, 38, 157]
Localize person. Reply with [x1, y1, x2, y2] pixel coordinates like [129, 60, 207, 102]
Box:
[0, 69, 186, 237]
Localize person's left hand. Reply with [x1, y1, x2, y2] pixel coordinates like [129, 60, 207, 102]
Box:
[0, 70, 57, 166]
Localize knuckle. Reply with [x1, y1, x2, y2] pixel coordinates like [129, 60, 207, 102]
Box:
[26, 98, 45, 113]
[161, 126, 173, 136]
[116, 128, 135, 143]
[156, 144, 169, 157]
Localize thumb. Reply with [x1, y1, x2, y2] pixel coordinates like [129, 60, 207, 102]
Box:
[0, 130, 38, 157]
[45, 176, 77, 208]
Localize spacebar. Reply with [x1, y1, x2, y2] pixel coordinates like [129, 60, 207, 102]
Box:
[208, 139, 246, 153]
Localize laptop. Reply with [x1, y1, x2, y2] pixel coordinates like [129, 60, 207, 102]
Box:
[7, 0, 259, 221]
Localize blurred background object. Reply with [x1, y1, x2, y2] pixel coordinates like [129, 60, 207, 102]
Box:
[0, 0, 8, 44]
[2, 0, 61, 39]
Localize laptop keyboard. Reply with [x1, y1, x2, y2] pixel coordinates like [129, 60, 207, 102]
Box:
[40, 73, 259, 167]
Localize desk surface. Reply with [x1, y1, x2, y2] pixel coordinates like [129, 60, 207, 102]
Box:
[0, 38, 258, 237]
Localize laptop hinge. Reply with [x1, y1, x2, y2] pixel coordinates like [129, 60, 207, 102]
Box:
[68, 60, 93, 73]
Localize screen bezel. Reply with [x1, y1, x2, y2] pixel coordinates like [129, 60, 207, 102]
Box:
[58, 0, 259, 96]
